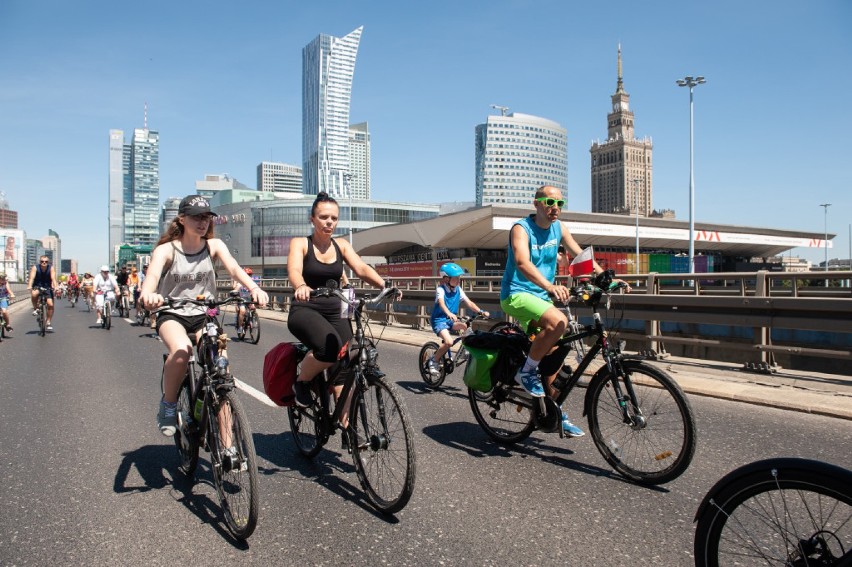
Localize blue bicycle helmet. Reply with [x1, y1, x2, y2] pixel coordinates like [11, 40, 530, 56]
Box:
[439, 262, 465, 278]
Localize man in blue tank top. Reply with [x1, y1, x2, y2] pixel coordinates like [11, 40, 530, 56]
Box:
[27, 255, 58, 331]
[500, 185, 607, 437]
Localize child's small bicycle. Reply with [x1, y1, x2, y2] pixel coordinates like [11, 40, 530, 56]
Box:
[417, 313, 489, 388]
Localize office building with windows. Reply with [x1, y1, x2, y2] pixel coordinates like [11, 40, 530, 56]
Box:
[108, 125, 160, 257]
[590, 46, 653, 216]
[348, 122, 370, 199]
[302, 26, 363, 198]
[474, 111, 568, 206]
[257, 162, 302, 194]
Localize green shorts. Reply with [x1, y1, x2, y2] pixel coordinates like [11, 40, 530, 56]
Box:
[500, 293, 553, 333]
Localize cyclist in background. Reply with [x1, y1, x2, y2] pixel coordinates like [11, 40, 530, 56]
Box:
[27, 255, 57, 331]
[116, 266, 130, 305]
[426, 262, 489, 376]
[140, 195, 268, 436]
[93, 265, 119, 326]
[0, 272, 15, 331]
[67, 272, 80, 302]
[232, 267, 256, 331]
[127, 266, 140, 311]
[81, 272, 95, 308]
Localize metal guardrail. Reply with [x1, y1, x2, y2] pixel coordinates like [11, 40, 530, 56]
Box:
[220, 269, 852, 373]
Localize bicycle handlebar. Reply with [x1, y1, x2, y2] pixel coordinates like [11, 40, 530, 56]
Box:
[308, 284, 401, 307]
[151, 294, 242, 314]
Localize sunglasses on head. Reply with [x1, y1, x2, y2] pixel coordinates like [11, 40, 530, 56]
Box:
[535, 197, 565, 208]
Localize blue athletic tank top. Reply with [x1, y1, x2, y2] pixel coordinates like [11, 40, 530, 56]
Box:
[500, 215, 561, 301]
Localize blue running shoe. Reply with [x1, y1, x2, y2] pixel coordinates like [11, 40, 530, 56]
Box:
[514, 367, 545, 397]
[561, 411, 585, 437]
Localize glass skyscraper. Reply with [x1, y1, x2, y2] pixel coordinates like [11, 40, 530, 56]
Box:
[474, 112, 568, 207]
[107, 127, 160, 260]
[302, 26, 363, 197]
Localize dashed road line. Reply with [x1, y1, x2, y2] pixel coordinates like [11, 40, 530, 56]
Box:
[234, 377, 277, 407]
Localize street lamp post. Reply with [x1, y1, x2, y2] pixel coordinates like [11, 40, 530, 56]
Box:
[633, 178, 640, 275]
[819, 203, 831, 273]
[676, 75, 706, 274]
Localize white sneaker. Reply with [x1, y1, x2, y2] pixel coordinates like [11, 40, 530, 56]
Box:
[32, 309, 38, 316]
[427, 358, 441, 377]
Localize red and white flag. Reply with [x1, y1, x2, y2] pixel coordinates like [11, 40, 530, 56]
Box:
[568, 246, 595, 276]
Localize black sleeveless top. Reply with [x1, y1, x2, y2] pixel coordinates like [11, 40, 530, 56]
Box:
[296, 236, 344, 317]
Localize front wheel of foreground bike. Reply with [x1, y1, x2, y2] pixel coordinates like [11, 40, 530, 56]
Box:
[694, 457, 852, 567]
[174, 379, 200, 476]
[587, 359, 696, 485]
[468, 383, 536, 444]
[350, 373, 416, 515]
[208, 391, 259, 540]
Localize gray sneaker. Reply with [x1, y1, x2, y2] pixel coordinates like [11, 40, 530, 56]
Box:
[157, 400, 177, 436]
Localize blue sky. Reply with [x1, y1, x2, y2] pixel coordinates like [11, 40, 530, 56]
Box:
[1, 0, 850, 272]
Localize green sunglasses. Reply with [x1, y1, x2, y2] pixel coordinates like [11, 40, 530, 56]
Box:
[535, 197, 565, 208]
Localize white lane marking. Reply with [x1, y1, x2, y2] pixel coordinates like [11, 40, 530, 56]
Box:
[234, 377, 278, 407]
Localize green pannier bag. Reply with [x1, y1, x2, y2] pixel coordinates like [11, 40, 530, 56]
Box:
[462, 346, 499, 392]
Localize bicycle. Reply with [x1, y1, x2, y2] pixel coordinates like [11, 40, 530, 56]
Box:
[98, 291, 114, 330]
[234, 297, 260, 344]
[34, 286, 50, 336]
[68, 286, 79, 308]
[286, 283, 416, 514]
[135, 305, 150, 327]
[468, 270, 697, 485]
[417, 313, 489, 388]
[117, 285, 131, 318]
[694, 457, 852, 566]
[156, 293, 260, 539]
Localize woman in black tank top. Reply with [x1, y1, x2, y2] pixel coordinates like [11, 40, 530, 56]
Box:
[287, 192, 392, 420]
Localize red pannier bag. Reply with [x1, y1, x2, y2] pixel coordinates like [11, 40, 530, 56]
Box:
[263, 342, 300, 406]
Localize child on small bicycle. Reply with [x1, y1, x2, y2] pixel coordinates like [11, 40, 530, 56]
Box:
[426, 262, 489, 376]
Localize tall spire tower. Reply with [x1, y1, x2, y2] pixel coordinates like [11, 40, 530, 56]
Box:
[590, 45, 654, 216]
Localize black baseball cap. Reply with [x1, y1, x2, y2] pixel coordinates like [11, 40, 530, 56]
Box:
[178, 195, 215, 217]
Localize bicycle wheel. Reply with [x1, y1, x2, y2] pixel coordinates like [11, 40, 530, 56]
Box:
[287, 378, 325, 458]
[418, 342, 446, 388]
[349, 373, 416, 514]
[105, 304, 112, 330]
[694, 458, 852, 567]
[587, 360, 696, 485]
[208, 391, 259, 540]
[247, 311, 260, 344]
[174, 378, 200, 476]
[39, 303, 47, 336]
[468, 382, 536, 444]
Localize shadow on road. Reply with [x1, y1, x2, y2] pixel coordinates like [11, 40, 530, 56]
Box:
[253, 432, 399, 523]
[113, 444, 250, 548]
[422, 421, 669, 492]
[396, 380, 470, 401]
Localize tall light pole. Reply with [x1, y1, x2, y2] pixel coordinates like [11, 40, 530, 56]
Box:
[820, 203, 831, 272]
[633, 178, 640, 274]
[676, 75, 706, 273]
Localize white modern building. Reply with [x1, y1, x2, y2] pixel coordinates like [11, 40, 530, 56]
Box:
[257, 162, 302, 194]
[348, 122, 371, 199]
[302, 26, 363, 198]
[474, 111, 568, 206]
[195, 173, 251, 198]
